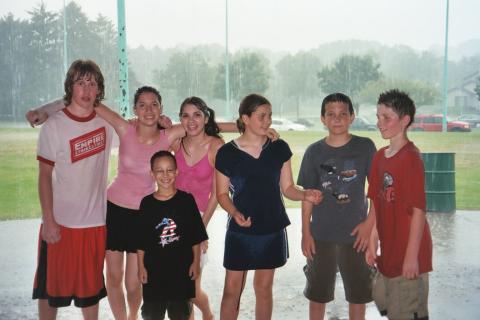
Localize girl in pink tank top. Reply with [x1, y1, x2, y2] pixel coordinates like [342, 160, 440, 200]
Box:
[95, 87, 191, 320]
[174, 97, 224, 320]
[175, 144, 213, 213]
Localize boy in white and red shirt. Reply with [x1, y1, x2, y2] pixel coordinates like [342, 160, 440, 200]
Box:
[32, 59, 114, 319]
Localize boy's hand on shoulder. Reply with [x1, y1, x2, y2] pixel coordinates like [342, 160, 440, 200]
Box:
[42, 220, 61, 244]
[304, 189, 323, 205]
[189, 262, 200, 280]
[402, 255, 419, 280]
[351, 222, 371, 252]
[301, 231, 316, 261]
[138, 266, 148, 284]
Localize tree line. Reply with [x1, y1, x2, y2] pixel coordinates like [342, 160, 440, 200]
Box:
[1, 2, 479, 121]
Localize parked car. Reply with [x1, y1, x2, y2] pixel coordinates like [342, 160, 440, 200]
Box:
[457, 114, 480, 128]
[410, 114, 471, 132]
[293, 118, 314, 127]
[350, 117, 376, 131]
[271, 118, 307, 131]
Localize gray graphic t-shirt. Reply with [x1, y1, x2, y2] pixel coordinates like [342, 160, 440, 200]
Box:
[297, 135, 376, 244]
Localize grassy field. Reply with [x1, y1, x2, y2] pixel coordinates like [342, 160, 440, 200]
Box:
[1, 127, 479, 220]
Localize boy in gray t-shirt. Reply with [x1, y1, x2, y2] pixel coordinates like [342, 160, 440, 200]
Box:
[297, 93, 376, 319]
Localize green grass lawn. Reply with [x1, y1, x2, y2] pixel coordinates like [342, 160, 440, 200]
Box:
[1, 127, 479, 220]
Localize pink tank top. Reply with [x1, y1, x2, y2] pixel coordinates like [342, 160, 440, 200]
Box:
[107, 124, 170, 209]
[175, 146, 214, 213]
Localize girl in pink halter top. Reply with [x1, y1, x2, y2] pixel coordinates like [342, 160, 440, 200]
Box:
[175, 144, 214, 213]
[174, 96, 224, 320]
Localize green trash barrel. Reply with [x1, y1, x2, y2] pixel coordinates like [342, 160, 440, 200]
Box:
[421, 153, 456, 213]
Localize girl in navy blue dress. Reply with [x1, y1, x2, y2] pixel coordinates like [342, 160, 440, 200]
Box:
[215, 93, 323, 319]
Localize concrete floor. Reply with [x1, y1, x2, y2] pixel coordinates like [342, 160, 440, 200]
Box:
[1, 209, 479, 319]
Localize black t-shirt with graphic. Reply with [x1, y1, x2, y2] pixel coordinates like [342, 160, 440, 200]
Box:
[138, 190, 208, 301]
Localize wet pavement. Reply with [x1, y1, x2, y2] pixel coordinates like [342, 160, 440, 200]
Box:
[0, 209, 479, 319]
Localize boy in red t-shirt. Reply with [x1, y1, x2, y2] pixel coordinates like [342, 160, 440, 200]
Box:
[366, 89, 432, 320]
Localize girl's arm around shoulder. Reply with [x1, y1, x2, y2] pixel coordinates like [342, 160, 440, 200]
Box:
[164, 124, 186, 146]
[217, 122, 280, 140]
[96, 103, 129, 137]
[26, 98, 65, 127]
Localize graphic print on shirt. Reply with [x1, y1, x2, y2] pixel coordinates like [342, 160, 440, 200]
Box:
[319, 159, 358, 204]
[382, 172, 395, 202]
[69, 127, 106, 163]
[155, 217, 180, 247]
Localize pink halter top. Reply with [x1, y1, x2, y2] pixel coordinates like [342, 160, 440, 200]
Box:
[175, 145, 214, 213]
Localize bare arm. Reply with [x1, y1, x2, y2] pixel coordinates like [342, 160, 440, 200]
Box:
[279, 159, 323, 204]
[96, 103, 130, 137]
[189, 244, 201, 280]
[218, 122, 238, 133]
[38, 162, 60, 243]
[215, 169, 251, 227]
[164, 125, 187, 147]
[26, 98, 64, 127]
[137, 249, 148, 283]
[202, 138, 224, 227]
[402, 207, 427, 279]
[216, 122, 279, 140]
[365, 204, 378, 267]
[351, 199, 376, 252]
[301, 200, 316, 260]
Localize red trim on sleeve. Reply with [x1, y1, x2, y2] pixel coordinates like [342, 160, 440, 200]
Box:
[37, 155, 55, 166]
[63, 108, 96, 122]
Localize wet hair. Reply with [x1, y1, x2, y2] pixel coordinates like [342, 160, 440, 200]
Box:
[377, 89, 416, 127]
[134, 86, 162, 106]
[237, 93, 271, 133]
[150, 150, 176, 170]
[179, 96, 221, 138]
[321, 93, 354, 117]
[63, 59, 105, 107]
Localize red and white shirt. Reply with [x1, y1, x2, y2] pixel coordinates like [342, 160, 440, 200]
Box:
[37, 108, 114, 228]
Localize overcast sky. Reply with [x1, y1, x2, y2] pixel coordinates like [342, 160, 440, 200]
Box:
[2, 0, 479, 52]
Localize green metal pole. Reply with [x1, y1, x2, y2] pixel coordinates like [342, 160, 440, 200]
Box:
[117, 0, 130, 118]
[63, 0, 67, 74]
[442, 0, 450, 132]
[225, 0, 231, 120]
